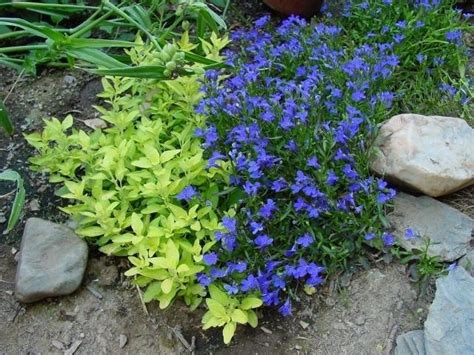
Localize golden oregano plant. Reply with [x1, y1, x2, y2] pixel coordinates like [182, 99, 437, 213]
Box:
[26, 33, 264, 343]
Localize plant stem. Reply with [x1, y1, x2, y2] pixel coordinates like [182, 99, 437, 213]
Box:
[0, 44, 48, 53]
[103, 0, 160, 49]
[70, 8, 115, 39]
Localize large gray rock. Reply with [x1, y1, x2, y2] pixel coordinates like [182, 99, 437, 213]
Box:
[424, 267, 474, 355]
[395, 330, 426, 355]
[371, 114, 474, 197]
[459, 250, 474, 277]
[15, 218, 88, 302]
[389, 193, 473, 262]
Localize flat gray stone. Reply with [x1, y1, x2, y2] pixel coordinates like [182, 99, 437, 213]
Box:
[15, 218, 88, 303]
[395, 330, 426, 355]
[424, 267, 474, 355]
[459, 250, 474, 277]
[389, 193, 473, 261]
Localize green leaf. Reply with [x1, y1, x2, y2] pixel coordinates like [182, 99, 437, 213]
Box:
[206, 298, 227, 319]
[246, 310, 258, 328]
[143, 281, 161, 302]
[0, 17, 64, 41]
[231, 309, 248, 324]
[240, 297, 263, 310]
[166, 239, 180, 269]
[130, 212, 144, 235]
[158, 286, 177, 309]
[208, 284, 229, 305]
[222, 321, 236, 344]
[0, 169, 25, 232]
[66, 48, 127, 68]
[161, 278, 174, 294]
[90, 65, 168, 79]
[160, 149, 181, 164]
[0, 101, 13, 135]
[65, 38, 137, 49]
[76, 226, 104, 237]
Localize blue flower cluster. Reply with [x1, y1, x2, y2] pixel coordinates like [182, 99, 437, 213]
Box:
[194, 0, 470, 316]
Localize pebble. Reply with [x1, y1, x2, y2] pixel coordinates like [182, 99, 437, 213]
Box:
[119, 334, 128, 348]
[299, 320, 310, 329]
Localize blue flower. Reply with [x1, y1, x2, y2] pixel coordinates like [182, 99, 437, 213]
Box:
[224, 283, 239, 295]
[279, 298, 292, 316]
[296, 233, 314, 248]
[259, 199, 278, 219]
[197, 273, 211, 287]
[382, 233, 395, 246]
[404, 228, 417, 240]
[203, 252, 218, 265]
[241, 274, 259, 292]
[176, 185, 198, 201]
[307, 156, 320, 169]
[249, 221, 264, 235]
[222, 216, 237, 233]
[254, 234, 273, 249]
[445, 30, 462, 43]
[255, 15, 270, 29]
[364, 232, 376, 241]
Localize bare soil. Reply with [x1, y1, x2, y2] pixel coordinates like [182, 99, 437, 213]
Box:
[0, 243, 433, 354]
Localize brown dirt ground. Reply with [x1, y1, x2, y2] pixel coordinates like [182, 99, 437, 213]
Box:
[0, 243, 433, 354]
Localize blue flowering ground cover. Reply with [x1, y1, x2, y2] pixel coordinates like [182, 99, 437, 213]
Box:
[192, 0, 472, 342]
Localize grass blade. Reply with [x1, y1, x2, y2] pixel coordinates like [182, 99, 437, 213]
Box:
[0, 101, 13, 135]
[91, 65, 168, 78]
[65, 38, 137, 49]
[0, 169, 25, 232]
[0, 17, 64, 41]
[66, 48, 128, 68]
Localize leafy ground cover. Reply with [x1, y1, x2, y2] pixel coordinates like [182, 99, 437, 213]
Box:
[6, 0, 474, 346]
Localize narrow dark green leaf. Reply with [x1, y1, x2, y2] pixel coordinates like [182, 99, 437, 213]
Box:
[66, 48, 128, 68]
[0, 101, 13, 135]
[183, 51, 220, 66]
[0, 169, 25, 232]
[65, 37, 137, 49]
[91, 65, 168, 79]
[0, 17, 64, 41]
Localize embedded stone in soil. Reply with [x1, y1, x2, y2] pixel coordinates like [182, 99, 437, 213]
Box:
[15, 218, 88, 303]
[389, 193, 473, 262]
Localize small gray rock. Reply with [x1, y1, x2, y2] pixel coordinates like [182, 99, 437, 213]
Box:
[389, 193, 473, 261]
[424, 267, 474, 355]
[15, 218, 88, 303]
[459, 250, 474, 277]
[395, 330, 426, 355]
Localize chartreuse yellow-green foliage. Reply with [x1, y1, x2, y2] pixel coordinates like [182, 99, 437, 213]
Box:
[25, 33, 263, 342]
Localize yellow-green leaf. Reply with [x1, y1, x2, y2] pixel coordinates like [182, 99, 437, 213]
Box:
[161, 278, 174, 294]
[223, 321, 236, 344]
[166, 239, 180, 269]
[160, 149, 181, 164]
[231, 309, 248, 324]
[206, 298, 227, 319]
[76, 226, 104, 237]
[246, 310, 258, 328]
[131, 212, 144, 235]
[208, 284, 229, 305]
[240, 297, 263, 310]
